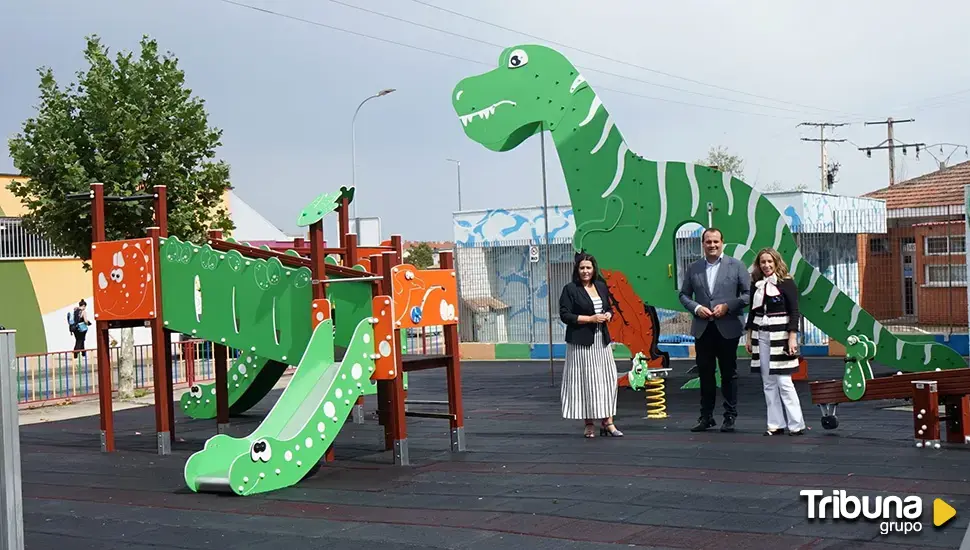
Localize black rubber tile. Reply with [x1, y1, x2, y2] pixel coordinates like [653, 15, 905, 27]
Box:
[16, 359, 970, 548]
[333, 523, 496, 548]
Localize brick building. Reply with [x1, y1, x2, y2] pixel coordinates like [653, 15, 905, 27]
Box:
[860, 160, 969, 328]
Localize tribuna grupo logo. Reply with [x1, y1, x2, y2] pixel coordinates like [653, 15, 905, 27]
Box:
[800, 490, 923, 535]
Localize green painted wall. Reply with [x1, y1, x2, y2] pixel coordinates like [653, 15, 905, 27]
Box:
[0, 260, 47, 354]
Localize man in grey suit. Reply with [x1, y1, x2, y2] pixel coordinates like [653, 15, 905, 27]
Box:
[679, 227, 751, 432]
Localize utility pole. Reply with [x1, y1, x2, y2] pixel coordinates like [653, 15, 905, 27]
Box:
[858, 117, 925, 186]
[922, 143, 969, 170]
[797, 122, 848, 192]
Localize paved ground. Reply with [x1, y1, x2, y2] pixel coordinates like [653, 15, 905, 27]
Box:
[18, 357, 970, 549]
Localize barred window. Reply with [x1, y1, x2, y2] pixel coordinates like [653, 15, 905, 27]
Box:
[925, 264, 967, 286]
[925, 236, 965, 256]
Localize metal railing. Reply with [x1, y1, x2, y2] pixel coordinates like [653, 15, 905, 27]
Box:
[16, 330, 444, 406]
[0, 217, 71, 260]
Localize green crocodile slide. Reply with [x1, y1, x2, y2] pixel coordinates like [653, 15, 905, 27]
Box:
[158, 235, 373, 420]
[184, 313, 380, 495]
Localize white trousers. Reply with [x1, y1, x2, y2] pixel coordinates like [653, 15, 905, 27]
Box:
[758, 329, 806, 431]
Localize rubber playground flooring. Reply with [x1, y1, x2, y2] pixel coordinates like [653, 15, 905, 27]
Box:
[20, 357, 970, 549]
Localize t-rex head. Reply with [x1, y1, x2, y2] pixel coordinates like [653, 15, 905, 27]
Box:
[452, 44, 588, 152]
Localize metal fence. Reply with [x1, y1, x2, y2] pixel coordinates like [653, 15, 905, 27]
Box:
[453, 206, 968, 347]
[0, 217, 70, 259]
[15, 330, 442, 407]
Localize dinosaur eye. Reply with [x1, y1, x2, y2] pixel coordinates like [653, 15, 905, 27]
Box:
[250, 439, 272, 462]
[508, 49, 528, 69]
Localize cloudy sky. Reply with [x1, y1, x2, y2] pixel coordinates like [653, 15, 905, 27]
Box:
[2, 0, 969, 242]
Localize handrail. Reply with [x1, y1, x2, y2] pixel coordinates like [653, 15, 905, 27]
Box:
[208, 238, 377, 278]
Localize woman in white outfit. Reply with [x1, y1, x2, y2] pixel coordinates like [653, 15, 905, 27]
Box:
[744, 248, 806, 436]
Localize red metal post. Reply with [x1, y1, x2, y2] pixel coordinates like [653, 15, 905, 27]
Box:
[945, 395, 970, 444]
[90, 183, 115, 453]
[370, 253, 391, 447]
[152, 185, 175, 443]
[382, 251, 409, 465]
[912, 380, 940, 448]
[439, 251, 465, 452]
[308, 220, 336, 462]
[147, 226, 172, 454]
[338, 197, 350, 248]
[345, 232, 358, 268]
[208, 230, 230, 432]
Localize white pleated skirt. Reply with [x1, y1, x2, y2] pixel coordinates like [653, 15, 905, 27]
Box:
[560, 331, 618, 420]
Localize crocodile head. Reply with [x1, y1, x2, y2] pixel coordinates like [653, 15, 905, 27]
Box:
[452, 44, 587, 152]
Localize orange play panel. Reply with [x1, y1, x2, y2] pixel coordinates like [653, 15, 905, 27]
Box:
[390, 263, 458, 329]
[91, 238, 158, 321]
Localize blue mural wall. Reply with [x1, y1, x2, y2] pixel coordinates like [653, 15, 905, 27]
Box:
[454, 192, 887, 345]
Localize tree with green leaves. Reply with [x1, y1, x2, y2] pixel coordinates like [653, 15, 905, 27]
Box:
[697, 145, 745, 180]
[7, 34, 234, 398]
[406, 242, 435, 269]
[7, 34, 234, 268]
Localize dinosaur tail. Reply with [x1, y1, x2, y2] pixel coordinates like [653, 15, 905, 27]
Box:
[723, 238, 966, 373]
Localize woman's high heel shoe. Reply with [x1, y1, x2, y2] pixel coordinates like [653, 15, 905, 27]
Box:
[584, 422, 595, 438]
[600, 422, 623, 437]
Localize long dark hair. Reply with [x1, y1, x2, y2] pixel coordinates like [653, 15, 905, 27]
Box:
[571, 251, 601, 285]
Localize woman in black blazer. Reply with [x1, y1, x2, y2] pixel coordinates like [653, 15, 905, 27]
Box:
[559, 252, 623, 438]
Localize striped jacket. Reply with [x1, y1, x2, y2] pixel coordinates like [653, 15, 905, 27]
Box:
[745, 277, 800, 374]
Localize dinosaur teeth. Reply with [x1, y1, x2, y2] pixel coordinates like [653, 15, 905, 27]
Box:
[459, 100, 516, 127]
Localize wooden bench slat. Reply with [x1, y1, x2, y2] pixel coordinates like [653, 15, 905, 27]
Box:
[809, 368, 970, 404]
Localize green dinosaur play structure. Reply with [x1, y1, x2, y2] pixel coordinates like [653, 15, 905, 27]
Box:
[161, 234, 373, 420]
[451, 44, 965, 398]
[86, 181, 461, 496]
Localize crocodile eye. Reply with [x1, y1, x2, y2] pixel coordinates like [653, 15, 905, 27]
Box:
[251, 439, 272, 462]
[508, 49, 528, 68]
[189, 385, 202, 399]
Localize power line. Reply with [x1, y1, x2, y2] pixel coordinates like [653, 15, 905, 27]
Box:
[323, 0, 861, 118]
[212, 0, 808, 121]
[214, 0, 489, 67]
[797, 122, 848, 192]
[405, 0, 869, 120]
[858, 118, 926, 186]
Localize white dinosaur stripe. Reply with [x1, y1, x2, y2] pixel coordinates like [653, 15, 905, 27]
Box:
[823, 284, 838, 312]
[790, 250, 802, 276]
[872, 321, 883, 346]
[731, 244, 749, 260]
[847, 304, 860, 330]
[591, 115, 613, 154]
[580, 95, 601, 127]
[570, 74, 586, 93]
[744, 189, 760, 250]
[897, 340, 904, 360]
[685, 163, 699, 216]
[803, 268, 821, 296]
[924, 343, 932, 365]
[773, 216, 786, 250]
[601, 142, 628, 198]
[645, 161, 667, 256]
[723, 171, 734, 215]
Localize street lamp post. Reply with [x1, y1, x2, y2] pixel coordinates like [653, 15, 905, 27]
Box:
[351, 88, 396, 222]
[446, 158, 462, 211]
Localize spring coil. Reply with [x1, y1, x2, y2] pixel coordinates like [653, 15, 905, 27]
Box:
[644, 377, 667, 419]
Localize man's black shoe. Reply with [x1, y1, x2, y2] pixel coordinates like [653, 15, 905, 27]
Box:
[690, 417, 716, 432]
[720, 417, 736, 432]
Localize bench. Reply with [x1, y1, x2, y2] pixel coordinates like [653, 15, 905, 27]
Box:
[809, 368, 970, 448]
